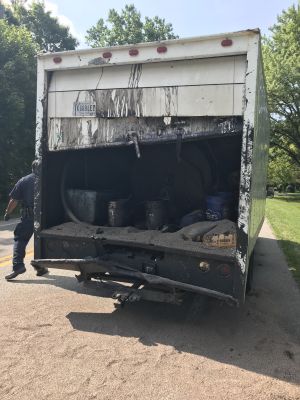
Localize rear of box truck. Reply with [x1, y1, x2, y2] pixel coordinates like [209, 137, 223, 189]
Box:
[32, 30, 270, 306]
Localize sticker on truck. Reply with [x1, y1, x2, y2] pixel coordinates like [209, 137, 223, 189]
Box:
[73, 102, 96, 117]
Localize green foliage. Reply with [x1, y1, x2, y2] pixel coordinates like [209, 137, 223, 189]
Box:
[0, 20, 37, 199]
[86, 4, 178, 47]
[0, 2, 19, 25]
[0, 1, 79, 202]
[263, 4, 300, 167]
[11, 1, 78, 52]
[268, 147, 300, 186]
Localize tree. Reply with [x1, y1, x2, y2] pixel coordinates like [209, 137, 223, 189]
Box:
[263, 5, 300, 167]
[268, 147, 300, 187]
[0, 2, 19, 25]
[0, 20, 37, 199]
[6, 1, 78, 52]
[0, 1, 79, 202]
[86, 4, 178, 47]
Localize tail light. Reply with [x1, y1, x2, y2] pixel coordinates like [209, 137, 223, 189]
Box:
[218, 264, 231, 277]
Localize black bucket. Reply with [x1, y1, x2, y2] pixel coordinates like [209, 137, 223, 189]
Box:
[108, 199, 130, 227]
[145, 200, 166, 230]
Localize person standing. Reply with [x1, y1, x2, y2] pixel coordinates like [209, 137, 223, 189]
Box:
[4, 161, 48, 280]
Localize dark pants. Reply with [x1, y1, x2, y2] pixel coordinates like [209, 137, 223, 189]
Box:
[13, 217, 34, 272]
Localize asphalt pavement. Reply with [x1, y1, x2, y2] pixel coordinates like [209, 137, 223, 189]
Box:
[0, 218, 33, 267]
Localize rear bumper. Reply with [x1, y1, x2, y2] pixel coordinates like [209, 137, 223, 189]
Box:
[31, 257, 238, 306]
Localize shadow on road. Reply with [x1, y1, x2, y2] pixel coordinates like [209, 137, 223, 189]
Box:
[11, 274, 122, 299]
[11, 235, 300, 386]
[66, 295, 300, 386]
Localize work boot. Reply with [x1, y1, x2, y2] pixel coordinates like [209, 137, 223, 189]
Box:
[5, 267, 26, 280]
[36, 267, 49, 277]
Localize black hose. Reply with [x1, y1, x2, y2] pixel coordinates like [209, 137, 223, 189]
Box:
[60, 159, 83, 224]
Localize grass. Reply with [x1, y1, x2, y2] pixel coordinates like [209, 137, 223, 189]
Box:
[266, 194, 300, 284]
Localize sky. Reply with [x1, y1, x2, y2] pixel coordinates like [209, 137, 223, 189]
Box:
[4, 0, 298, 47]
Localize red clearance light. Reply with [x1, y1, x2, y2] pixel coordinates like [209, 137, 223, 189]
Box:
[53, 56, 62, 64]
[218, 264, 231, 277]
[221, 38, 233, 47]
[103, 51, 112, 58]
[129, 48, 139, 56]
[157, 46, 167, 54]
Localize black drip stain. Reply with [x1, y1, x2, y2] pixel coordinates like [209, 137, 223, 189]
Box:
[95, 89, 144, 118]
[164, 86, 178, 116]
[128, 64, 143, 88]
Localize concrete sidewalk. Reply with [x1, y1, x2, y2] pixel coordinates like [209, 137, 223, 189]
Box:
[252, 220, 300, 339]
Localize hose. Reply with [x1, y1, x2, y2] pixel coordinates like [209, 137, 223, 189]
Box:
[60, 159, 83, 224]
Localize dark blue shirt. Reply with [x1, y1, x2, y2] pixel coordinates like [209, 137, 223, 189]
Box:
[9, 173, 35, 208]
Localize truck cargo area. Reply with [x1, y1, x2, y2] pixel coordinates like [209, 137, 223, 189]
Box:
[40, 131, 242, 257]
[37, 133, 242, 305]
[34, 30, 270, 305]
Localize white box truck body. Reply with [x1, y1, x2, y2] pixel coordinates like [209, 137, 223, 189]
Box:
[32, 30, 270, 306]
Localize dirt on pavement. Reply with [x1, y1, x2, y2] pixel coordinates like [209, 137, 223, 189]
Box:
[0, 221, 300, 400]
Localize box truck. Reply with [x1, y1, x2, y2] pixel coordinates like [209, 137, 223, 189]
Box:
[32, 29, 270, 306]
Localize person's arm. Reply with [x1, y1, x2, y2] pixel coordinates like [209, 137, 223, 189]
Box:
[4, 199, 18, 221]
[5, 177, 23, 221]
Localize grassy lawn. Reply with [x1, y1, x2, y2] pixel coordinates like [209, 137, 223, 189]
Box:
[266, 194, 300, 284]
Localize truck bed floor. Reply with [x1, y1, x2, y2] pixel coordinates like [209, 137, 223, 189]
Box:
[40, 222, 236, 260]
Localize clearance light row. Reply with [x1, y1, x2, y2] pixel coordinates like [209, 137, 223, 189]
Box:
[53, 39, 233, 64]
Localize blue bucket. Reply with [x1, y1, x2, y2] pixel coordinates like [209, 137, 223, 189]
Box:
[216, 192, 234, 219]
[205, 195, 224, 221]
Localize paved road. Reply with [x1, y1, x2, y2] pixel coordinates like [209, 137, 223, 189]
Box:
[0, 218, 33, 266]
[0, 221, 299, 400]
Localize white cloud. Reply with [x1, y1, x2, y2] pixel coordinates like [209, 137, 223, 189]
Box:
[42, 1, 84, 44]
[3, 0, 84, 46]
